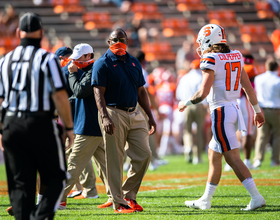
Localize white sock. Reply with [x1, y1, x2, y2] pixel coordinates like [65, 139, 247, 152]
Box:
[36, 194, 43, 205]
[201, 182, 218, 201]
[158, 135, 169, 156]
[242, 177, 260, 199]
[244, 159, 250, 164]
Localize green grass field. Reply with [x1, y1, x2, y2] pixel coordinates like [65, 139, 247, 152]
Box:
[0, 151, 279, 220]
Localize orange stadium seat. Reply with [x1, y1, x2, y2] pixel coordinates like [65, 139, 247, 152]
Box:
[162, 18, 188, 29]
[161, 18, 195, 37]
[240, 24, 269, 43]
[82, 12, 113, 30]
[131, 3, 163, 20]
[227, 0, 255, 2]
[53, 5, 85, 13]
[271, 29, 280, 52]
[0, 37, 20, 56]
[255, 1, 275, 19]
[0, 37, 20, 47]
[175, 0, 206, 11]
[141, 42, 176, 61]
[207, 10, 238, 27]
[52, 0, 80, 5]
[52, 0, 85, 13]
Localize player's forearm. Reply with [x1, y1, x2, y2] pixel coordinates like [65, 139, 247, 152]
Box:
[189, 69, 213, 105]
[190, 90, 205, 104]
[242, 84, 261, 113]
[244, 86, 258, 106]
[241, 68, 258, 106]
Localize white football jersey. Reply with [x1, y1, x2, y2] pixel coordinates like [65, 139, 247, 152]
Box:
[200, 50, 244, 111]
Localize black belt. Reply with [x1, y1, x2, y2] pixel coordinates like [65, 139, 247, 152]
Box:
[5, 110, 54, 118]
[109, 105, 136, 112]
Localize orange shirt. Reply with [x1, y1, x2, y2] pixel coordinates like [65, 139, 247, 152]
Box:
[271, 29, 280, 52]
[244, 64, 258, 80]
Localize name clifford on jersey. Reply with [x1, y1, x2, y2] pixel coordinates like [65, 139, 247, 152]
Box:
[218, 52, 241, 61]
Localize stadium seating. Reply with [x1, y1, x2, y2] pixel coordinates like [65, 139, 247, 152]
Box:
[161, 18, 195, 37]
[255, 1, 275, 19]
[141, 42, 176, 62]
[131, 3, 163, 20]
[53, 5, 85, 14]
[82, 12, 114, 30]
[52, 0, 85, 13]
[175, 0, 206, 11]
[52, 0, 80, 4]
[0, 37, 20, 56]
[240, 24, 270, 43]
[227, 0, 256, 2]
[207, 10, 239, 27]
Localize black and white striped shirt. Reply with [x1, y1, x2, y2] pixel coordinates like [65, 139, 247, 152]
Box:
[0, 39, 66, 113]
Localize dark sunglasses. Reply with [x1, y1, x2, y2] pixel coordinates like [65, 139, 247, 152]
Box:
[110, 38, 126, 43]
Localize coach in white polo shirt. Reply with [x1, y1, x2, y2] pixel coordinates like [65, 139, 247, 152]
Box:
[253, 58, 280, 168]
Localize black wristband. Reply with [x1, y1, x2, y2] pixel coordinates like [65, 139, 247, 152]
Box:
[0, 129, 2, 134]
[65, 127, 73, 131]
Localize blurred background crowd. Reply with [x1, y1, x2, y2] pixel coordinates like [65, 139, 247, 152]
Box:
[0, 0, 280, 170]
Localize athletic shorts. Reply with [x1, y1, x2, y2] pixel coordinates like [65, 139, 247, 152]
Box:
[209, 105, 239, 154]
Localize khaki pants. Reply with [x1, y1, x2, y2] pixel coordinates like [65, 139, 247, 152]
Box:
[183, 104, 207, 161]
[65, 140, 94, 193]
[99, 106, 151, 209]
[254, 108, 280, 163]
[62, 135, 109, 202]
[124, 104, 159, 164]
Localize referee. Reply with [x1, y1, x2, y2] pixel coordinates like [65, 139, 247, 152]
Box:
[0, 12, 74, 220]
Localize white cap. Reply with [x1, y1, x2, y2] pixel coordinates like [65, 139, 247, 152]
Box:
[69, 43, 93, 59]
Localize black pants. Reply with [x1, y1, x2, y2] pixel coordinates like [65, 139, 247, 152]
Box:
[2, 113, 67, 220]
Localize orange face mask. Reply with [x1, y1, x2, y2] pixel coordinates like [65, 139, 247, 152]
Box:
[109, 42, 127, 56]
[73, 59, 95, 69]
[61, 58, 71, 67]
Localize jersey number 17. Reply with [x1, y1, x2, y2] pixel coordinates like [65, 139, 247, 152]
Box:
[225, 61, 241, 91]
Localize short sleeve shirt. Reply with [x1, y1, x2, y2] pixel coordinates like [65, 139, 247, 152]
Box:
[200, 50, 244, 111]
[91, 49, 145, 107]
